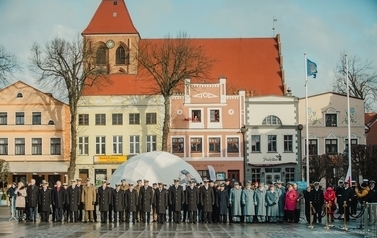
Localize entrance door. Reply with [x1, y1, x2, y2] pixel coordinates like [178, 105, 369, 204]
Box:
[13, 175, 27, 186]
[32, 175, 45, 186]
[228, 170, 240, 183]
[48, 175, 61, 187]
[264, 168, 281, 184]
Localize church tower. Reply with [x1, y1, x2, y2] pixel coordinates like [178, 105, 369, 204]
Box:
[82, 0, 139, 75]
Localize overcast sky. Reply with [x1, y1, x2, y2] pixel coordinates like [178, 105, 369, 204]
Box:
[0, 0, 376, 98]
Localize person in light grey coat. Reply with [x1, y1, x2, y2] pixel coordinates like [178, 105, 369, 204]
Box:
[266, 184, 279, 222]
[255, 183, 267, 223]
[275, 181, 286, 223]
[241, 183, 256, 223]
[229, 182, 243, 222]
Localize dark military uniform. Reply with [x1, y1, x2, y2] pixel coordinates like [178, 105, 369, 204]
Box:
[76, 183, 83, 222]
[201, 184, 215, 223]
[125, 188, 138, 223]
[310, 187, 324, 223]
[335, 184, 344, 214]
[112, 187, 124, 223]
[38, 186, 52, 222]
[66, 185, 80, 222]
[52, 185, 65, 222]
[342, 185, 354, 221]
[26, 184, 39, 221]
[153, 187, 168, 223]
[97, 185, 112, 223]
[169, 183, 184, 223]
[185, 184, 199, 223]
[139, 185, 153, 223]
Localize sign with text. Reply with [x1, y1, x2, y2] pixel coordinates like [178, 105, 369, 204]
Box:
[94, 155, 127, 164]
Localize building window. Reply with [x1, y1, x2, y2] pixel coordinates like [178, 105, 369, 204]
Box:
[284, 135, 293, 152]
[251, 135, 261, 152]
[198, 170, 210, 180]
[50, 138, 61, 155]
[15, 138, 25, 155]
[146, 135, 156, 152]
[251, 168, 261, 183]
[116, 46, 129, 65]
[113, 136, 123, 154]
[209, 110, 220, 122]
[15, 112, 24, 125]
[96, 45, 107, 65]
[146, 113, 157, 125]
[285, 168, 295, 184]
[325, 139, 338, 154]
[0, 138, 8, 155]
[227, 137, 239, 153]
[78, 136, 89, 155]
[31, 138, 42, 155]
[190, 138, 202, 153]
[95, 114, 106, 125]
[112, 113, 123, 125]
[268, 135, 277, 152]
[172, 138, 184, 153]
[129, 113, 140, 125]
[48, 120, 55, 125]
[16, 93, 23, 98]
[32, 112, 41, 125]
[130, 135, 140, 154]
[191, 110, 201, 122]
[326, 114, 337, 127]
[78, 114, 89, 125]
[0, 112, 7, 125]
[95, 136, 106, 155]
[305, 139, 318, 155]
[208, 137, 220, 153]
[262, 115, 282, 125]
[345, 138, 358, 148]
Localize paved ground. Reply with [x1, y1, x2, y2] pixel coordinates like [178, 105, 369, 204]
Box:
[0, 206, 367, 238]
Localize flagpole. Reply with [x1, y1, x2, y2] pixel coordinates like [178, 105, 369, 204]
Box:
[305, 53, 310, 187]
[346, 54, 352, 183]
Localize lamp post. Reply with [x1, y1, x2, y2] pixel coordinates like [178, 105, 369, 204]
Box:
[240, 124, 248, 185]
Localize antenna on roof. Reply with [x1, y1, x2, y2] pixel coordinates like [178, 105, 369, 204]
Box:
[272, 17, 277, 36]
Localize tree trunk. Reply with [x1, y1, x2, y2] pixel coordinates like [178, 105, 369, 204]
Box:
[161, 95, 171, 152]
[67, 102, 78, 182]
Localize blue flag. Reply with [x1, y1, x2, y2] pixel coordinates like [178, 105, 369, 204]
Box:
[307, 59, 318, 78]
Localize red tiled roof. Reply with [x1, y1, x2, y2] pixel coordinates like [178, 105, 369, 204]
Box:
[82, 0, 138, 35]
[365, 113, 377, 125]
[82, 74, 158, 96]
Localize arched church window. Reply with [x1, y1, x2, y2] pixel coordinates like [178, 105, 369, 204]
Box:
[116, 46, 129, 65]
[96, 45, 107, 65]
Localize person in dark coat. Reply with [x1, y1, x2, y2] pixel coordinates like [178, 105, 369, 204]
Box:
[201, 179, 215, 223]
[112, 183, 125, 223]
[107, 182, 114, 222]
[216, 183, 229, 224]
[52, 181, 65, 222]
[185, 180, 199, 223]
[76, 178, 84, 222]
[310, 182, 324, 223]
[224, 179, 233, 223]
[124, 183, 138, 223]
[210, 181, 219, 223]
[139, 179, 154, 223]
[169, 179, 185, 223]
[62, 183, 69, 222]
[342, 181, 354, 222]
[38, 181, 52, 222]
[66, 179, 80, 222]
[97, 180, 112, 223]
[303, 186, 312, 223]
[153, 182, 169, 224]
[196, 183, 203, 222]
[335, 180, 344, 216]
[26, 179, 39, 222]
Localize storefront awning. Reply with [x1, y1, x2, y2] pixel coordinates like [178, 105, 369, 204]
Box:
[9, 161, 69, 173]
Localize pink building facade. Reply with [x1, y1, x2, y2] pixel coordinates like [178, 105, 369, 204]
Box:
[169, 78, 246, 183]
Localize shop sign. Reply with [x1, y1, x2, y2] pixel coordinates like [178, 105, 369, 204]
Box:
[94, 155, 127, 164]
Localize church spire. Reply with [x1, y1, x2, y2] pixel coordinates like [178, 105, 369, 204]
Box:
[82, 0, 139, 35]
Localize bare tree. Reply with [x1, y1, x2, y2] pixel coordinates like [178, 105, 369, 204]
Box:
[29, 35, 108, 181]
[0, 45, 20, 84]
[352, 144, 377, 181]
[135, 32, 214, 151]
[332, 52, 377, 111]
[303, 154, 331, 183]
[0, 159, 10, 190]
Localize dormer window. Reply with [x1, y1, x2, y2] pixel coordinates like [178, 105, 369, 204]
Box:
[48, 120, 55, 125]
[16, 93, 23, 98]
[96, 45, 107, 65]
[116, 46, 129, 65]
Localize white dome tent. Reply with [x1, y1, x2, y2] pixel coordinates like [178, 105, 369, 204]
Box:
[109, 151, 203, 186]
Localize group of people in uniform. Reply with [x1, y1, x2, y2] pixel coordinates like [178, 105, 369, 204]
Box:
[7, 176, 376, 225]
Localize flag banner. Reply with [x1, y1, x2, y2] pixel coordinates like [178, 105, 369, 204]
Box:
[307, 59, 318, 78]
[345, 166, 351, 185]
[207, 165, 216, 182]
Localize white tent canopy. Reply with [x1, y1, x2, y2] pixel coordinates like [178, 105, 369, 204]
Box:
[109, 151, 203, 186]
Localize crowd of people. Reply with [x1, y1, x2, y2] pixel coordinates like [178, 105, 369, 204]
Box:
[5, 177, 377, 225]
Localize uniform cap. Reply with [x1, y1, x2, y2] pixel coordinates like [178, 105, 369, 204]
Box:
[276, 180, 283, 184]
[370, 180, 376, 184]
[70, 179, 76, 182]
[259, 183, 265, 187]
[234, 182, 239, 185]
[43, 180, 48, 184]
[121, 179, 126, 182]
[314, 182, 319, 185]
[76, 178, 82, 181]
[209, 180, 214, 183]
[102, 180, 107, 184]
[144, 179, 149, 183]
[203, 179, 209, 183]
[129, 183, 134, 186]
[63, 183, 68, 186]
[116, 183, 121, 186]
[86, 178, 90, 181]
[220, 183, 225, 187]
[189, 180, 195, 184]
[173, 179, 179, 182]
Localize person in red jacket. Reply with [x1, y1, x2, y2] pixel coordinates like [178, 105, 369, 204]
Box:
[284, 184, 298, 223]
[324, 186, 336, 225]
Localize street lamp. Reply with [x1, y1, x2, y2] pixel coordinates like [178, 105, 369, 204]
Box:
[239, 124, 248, 185]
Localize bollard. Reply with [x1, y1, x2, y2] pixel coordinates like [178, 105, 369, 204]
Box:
[324, 202, 329, 230]
[308, 202, 314, 229]
[341, 201, 348, 231]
